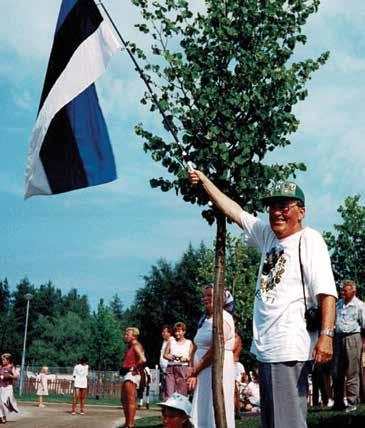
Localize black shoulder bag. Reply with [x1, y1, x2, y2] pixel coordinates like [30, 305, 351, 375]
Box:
[299, 235, 322, 331]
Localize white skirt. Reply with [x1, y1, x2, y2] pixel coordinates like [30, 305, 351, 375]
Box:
[0, 386, 19, 417]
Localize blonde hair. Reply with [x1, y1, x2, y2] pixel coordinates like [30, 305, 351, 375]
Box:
[40, 366, 48, 374]
[1, 353, 12, 363]
[126, 327, 140, 337]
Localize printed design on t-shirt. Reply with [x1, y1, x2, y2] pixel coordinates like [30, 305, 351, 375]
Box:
[256, 245, 286, 302]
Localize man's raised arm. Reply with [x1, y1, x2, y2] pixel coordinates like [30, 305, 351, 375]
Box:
[188, 169, 244, 226]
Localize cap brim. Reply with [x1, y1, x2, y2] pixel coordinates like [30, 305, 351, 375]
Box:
[157, 402, 190, 416]
[261, 195, 304, 204]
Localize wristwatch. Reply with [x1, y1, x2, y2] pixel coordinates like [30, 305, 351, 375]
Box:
[320, 329, 334, 337]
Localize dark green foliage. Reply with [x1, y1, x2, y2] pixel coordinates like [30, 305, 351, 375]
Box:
[0, 278, 16, 353]
[127, 244, 209, 364]
[28, 312, 91, 367]
[324, 195, 365, 299]
[61, 288, 90, 319]
[110, 294, 124, 321]
[0, 278, 10, 313]
[1, 279, 126, 369]
[131, 0, 328, 222]
[88, 299, 126, 370]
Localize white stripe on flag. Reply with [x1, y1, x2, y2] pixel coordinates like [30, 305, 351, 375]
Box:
[25, 20, 122, 198]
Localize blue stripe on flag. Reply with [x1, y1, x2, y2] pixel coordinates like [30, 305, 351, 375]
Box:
[66, 85, 117, 187]
[55, 0, 78, 32]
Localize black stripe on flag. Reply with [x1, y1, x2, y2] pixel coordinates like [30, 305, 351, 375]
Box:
[38, 0, 103, 112]
[40, 105, 88, 194]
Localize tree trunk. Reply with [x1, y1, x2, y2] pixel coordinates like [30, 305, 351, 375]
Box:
[212, 212, 227, 428]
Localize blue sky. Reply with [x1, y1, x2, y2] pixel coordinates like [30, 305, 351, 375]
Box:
[0, 0, 364, 309]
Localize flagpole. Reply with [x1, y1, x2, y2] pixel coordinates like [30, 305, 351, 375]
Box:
[97, 1, 193, 170]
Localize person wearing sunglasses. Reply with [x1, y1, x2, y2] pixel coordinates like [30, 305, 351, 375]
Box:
[188, 169, 337, 428]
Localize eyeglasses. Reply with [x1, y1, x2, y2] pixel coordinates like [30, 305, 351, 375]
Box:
[265, 201, 301, 213]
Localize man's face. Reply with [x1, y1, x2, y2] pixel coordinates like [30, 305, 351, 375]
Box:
[268, 198, 305, 239]
[341, 285, 356, 304]
[162, 328, 171, 341]
[124, 330, 135, 343]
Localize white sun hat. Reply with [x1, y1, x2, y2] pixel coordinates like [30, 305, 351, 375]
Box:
[158, 392, 192, 416]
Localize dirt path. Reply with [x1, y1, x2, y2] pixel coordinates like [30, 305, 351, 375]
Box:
[6, 402, 159, 428]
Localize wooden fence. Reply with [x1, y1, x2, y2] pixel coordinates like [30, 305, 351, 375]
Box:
[21, 367, 160, 401]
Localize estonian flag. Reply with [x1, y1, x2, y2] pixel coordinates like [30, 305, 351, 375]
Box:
[25, 0, 122, 198]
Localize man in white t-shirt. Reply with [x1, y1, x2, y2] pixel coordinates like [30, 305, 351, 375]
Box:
[159, 325, 175, 400]
[188, 170, 337, 428]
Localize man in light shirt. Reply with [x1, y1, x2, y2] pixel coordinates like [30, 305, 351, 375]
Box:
[188, 170, 337, 428]
[159, 325, 175, 400]
[333, 280, 365, 412]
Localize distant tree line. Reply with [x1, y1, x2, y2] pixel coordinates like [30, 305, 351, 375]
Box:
[0, 280, 128, 370]
[0, 195, 363, 369]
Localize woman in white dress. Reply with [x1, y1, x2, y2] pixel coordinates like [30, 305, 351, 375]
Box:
[36, 366, 49, 407]
[188, 284, 235, 428]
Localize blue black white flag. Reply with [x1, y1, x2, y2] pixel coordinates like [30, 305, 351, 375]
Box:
[25, 0, 122, 198]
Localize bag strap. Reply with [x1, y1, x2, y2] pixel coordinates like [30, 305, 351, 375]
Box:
[298, 234, 308, 314]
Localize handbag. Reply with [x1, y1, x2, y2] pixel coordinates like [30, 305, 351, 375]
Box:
[119, 367, 130, 377]
[299, 236, 321, 332]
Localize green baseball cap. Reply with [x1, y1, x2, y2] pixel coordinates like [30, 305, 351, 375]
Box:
[262, 181, 305, 205]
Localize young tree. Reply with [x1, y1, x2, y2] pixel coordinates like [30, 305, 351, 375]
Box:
[131, 0, 328, 424]
[89, 299, 126, 370]
[324, 195, 365, 299]
[109, 294, 124, 321]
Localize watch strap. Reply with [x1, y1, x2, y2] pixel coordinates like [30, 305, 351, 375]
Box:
[320, 329, 334, 337]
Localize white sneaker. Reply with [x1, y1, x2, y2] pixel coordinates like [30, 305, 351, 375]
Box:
[327, 399, 334, 408]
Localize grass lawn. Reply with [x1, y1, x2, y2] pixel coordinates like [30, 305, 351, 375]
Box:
[17, 394, 365, 427]
[16, 392, 122, 406]
[133, 404, 365, 427]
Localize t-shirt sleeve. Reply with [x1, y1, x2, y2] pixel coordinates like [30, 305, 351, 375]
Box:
[223, 311, 235, 342]
[302, 229, 338, 302]
[239, 211, 270, 252]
